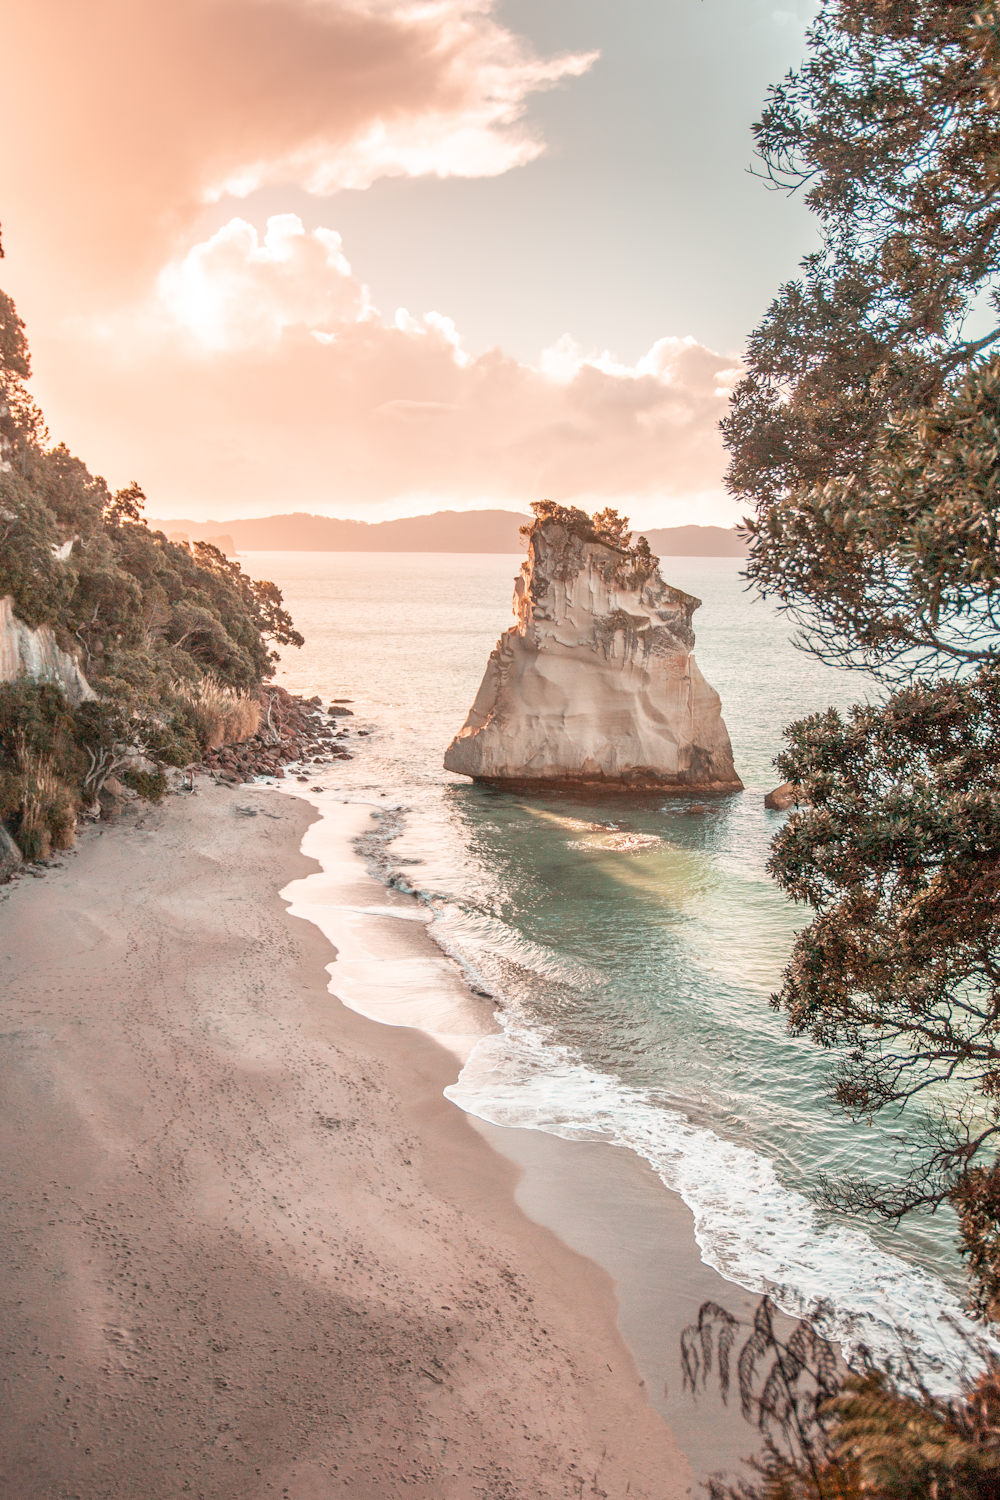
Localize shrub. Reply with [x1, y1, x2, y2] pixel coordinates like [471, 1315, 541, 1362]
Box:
[14, 751, 76, 860]
[682, 1296, 1000, 1500]
[120, 768, 167, 802]
[171, 677, 261, 752]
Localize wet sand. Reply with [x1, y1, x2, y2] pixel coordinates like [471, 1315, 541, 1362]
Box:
[0, 782, 695, 1500]
[284, 794, 780, 1488]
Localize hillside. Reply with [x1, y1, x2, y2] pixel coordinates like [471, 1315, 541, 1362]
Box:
[643, 524, 747, 558]
[149, 511, 748, 556]
[0, 284, 303, 862]
[147, 510, 531, 553]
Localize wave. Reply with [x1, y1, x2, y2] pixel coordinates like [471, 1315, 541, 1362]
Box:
[347, 796, 999, 1389]
[443, 1009, 996, 1387]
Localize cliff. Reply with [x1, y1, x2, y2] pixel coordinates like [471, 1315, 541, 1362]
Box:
[444, 507, 742, 792]
[0, 596, 95, 705]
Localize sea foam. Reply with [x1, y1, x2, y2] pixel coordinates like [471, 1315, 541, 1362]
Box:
[443, 1005, 995, 1386]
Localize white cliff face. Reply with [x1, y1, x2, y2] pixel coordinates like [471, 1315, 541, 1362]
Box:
[0, 595, 96, 705]
[444, 518, 742, 791]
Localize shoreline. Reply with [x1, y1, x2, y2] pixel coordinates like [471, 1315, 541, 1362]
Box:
[281, 789, 781, 1481]
[0, 778, 701, 1499]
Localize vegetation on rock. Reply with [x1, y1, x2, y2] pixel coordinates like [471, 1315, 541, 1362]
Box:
[520, 500, 658, 583]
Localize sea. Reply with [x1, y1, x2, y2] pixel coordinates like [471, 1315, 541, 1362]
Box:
[247, 548, 991, 1384]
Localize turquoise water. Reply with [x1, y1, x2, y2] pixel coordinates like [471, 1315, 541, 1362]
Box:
[250, 550, 982, 1376]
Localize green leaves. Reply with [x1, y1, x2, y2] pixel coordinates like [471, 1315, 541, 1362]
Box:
[0, 282, 303, 854]
[769, 673, 1000, 1287]
[741, 358, 1000, 675]
[730, 1, 1000, 676]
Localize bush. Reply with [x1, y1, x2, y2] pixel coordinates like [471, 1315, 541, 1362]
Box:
[171, 677, 261, 752]
[14, 753, 76, 860]
[120, 768, 167, 802]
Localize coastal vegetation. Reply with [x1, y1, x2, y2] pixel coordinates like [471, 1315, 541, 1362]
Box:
[685, 1296, 1000, 1500]
[731, 0, 1000, 1316]
[714, 0, 1000, 1491]
[0, 259, 302, 861]
[520, 499, 658, 582]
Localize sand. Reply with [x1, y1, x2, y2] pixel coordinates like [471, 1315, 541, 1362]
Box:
[0, 782, 694, 1500]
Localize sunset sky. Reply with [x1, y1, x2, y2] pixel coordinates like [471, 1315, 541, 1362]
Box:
[2, 0, 814, 527]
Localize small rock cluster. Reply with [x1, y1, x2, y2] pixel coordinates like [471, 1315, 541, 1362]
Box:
[0, 686, 365, 891]
[198, 685, 358, 785]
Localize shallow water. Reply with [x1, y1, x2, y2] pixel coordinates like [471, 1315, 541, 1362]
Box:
[252, 549, 986, 1378]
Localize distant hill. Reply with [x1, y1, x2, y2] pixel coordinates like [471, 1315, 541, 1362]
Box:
[147, 510, 748, 557]
[148, 509, 530, 553]
[642, 524, 748, 558]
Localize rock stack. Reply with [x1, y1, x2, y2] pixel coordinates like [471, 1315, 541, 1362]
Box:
[444, 504, 742, 793]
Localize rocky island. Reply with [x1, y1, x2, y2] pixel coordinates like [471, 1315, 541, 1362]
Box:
[444, 502, 743, 792]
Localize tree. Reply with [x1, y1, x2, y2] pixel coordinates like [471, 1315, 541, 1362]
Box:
[726, 0, 1000, 672]
[191, 541, 303, 658]
[103, 480, 147, 527]
[769, 675, 1000, 1312]
[726, 0, 1000, 1316]
[746, 357, 1000, 678]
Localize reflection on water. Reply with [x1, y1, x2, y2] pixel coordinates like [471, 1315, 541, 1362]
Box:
[251, 550, 976, 1369]
[436, 779, 960, 1285]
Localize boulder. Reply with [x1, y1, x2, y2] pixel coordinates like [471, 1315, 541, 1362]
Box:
[328, 705, 354, 717]
[764, 781, 806, 811]
[444, 507, 743, 792]
[0, 825, 22, 881]
[98, 778, 126, 819]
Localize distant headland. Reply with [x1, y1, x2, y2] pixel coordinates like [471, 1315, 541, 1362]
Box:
[148, 509, 749, 557]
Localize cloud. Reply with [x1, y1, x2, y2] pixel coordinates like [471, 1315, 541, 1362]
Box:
[36, 216, 739, 517]
[156, 215, 372, 350]
[1, 2, 740, 524]
[1, 0, 595, 309]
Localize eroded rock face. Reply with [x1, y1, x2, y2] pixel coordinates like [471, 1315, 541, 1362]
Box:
[0, 825, 22, 882]
[444, 512, 743, 791]
[0, 596, 95, 705]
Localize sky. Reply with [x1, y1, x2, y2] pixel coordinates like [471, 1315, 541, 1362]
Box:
[0, 0, 816, 528]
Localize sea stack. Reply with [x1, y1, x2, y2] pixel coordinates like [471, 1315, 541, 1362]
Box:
[444, 503, 743, 792]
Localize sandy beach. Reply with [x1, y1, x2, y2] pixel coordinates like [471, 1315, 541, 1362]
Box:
[0, 780, 699, 1500]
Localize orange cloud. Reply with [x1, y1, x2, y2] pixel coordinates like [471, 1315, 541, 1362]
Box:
[1, 0, 594, 309]
[2, 7, 736, 521]
[35, 216, 738, 515]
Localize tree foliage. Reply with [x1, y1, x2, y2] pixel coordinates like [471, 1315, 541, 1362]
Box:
[748, 359, 1000, 677]
[726, 0, 1000, 1317]
[0, 275, 302, 852]
[520, 500, 657, 580]
[770, 674, 1000, 1310]
[727, 0, 1000, 672]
